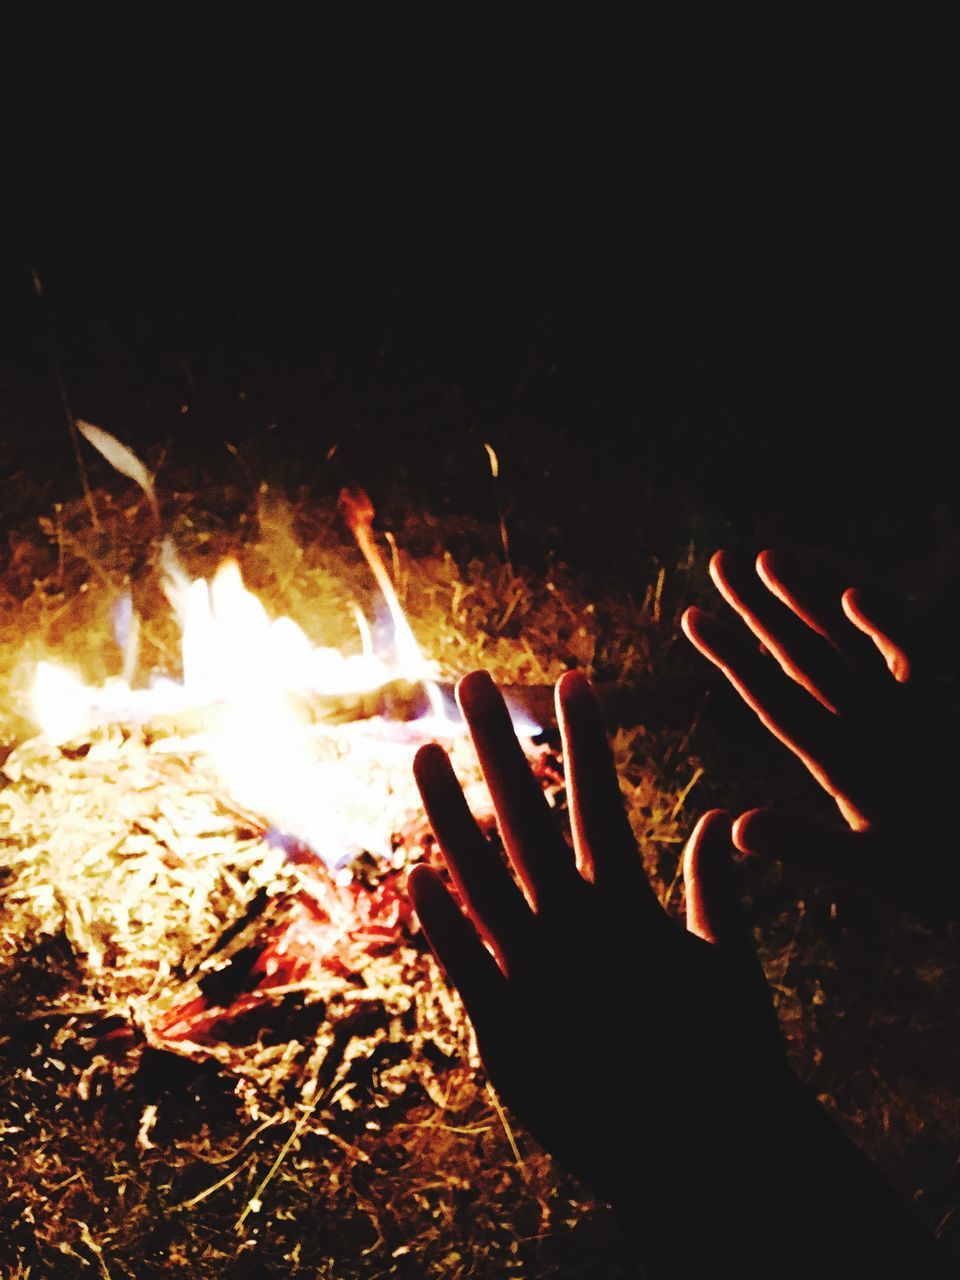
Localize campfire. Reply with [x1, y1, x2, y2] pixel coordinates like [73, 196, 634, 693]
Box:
[11, 453, 563, 1044]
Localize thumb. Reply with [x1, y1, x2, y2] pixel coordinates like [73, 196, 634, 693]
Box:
[733, 807, 875, 884]
[685, 810, 782, 1053]
[683, 810, 754, 957]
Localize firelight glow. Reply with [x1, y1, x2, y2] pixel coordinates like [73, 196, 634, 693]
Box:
[30, 549, 455, 868]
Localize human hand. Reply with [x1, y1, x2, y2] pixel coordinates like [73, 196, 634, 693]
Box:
[407, 669, 955, 1277]
[409, 669, 790, 1271]
[682, 549, 959, 914]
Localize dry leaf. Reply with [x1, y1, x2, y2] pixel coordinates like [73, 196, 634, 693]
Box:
[76, 419, 160, 523]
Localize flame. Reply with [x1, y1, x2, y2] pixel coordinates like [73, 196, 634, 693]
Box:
[337, 487, 444, 717]
[29, 492, 464, 868]
[28, 490, 544, 871]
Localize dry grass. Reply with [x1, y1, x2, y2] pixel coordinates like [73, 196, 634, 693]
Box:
[0, 475, 956, 1278]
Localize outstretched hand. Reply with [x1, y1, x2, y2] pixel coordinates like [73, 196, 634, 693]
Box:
[406, 670, 951, 1276]
[409, 671, 782, 1215]
[682, 549, 960, 914]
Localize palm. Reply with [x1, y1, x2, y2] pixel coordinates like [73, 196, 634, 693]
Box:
[682, 548, 959, 911]
[475, 913, 776, 1196]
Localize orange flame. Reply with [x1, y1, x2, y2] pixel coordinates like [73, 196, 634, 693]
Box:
[29, 496, 458, 867]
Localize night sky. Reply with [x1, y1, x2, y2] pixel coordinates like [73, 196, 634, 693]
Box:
[3, 3, 959, 579]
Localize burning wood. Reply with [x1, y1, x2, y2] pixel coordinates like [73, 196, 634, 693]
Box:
[32, 674, 670, 739]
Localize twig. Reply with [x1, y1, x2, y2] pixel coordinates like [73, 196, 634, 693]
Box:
[235, 1088, 327, 1232]
[652, 565, 666, 623]
[384, 530, 403, 600]
[486, 1081, 526, 1178]
[772, 901, 806, 996]
[75, 1221, 112, 1280]
[669, 765, 704, 822]
[176, 1154, 258, 1210]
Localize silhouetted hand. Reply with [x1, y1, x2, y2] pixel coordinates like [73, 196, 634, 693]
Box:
[407, 670, 953, 1278]
[682, 549, 960, 915]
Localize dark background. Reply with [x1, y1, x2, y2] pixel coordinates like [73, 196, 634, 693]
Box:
[2, 2, 959, 586]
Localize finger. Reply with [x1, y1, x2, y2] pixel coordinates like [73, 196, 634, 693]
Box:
[682, 606, 847, 798]
[732, 808, 879, 890]
[682, 809, 758, 958]
[413, 742, 534, 973]
[683, 810, 783, 1049]
[842, 588, 912, 683]
[456, 670, 580, 911]
[756, 549, 891, 680]
[556, 669, 660, 909]
[407, 864, 508, 1033]
[709, 549, 851, 712]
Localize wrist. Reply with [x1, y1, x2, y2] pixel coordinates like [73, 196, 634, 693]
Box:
[606, 1069, 951, 1279]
